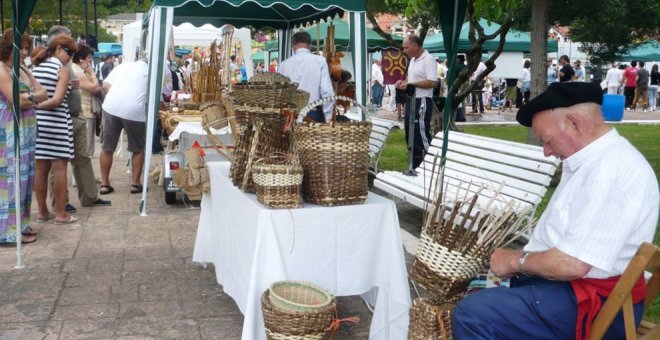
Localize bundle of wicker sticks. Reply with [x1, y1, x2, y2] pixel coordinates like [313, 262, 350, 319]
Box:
[408, 165, 536, 339]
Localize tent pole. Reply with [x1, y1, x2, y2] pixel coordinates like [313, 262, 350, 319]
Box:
[84, 0, 89, 37]
[94, 0, 98, 39]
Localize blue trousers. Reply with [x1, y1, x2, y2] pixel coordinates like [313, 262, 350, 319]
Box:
[452, 276, 644, 340]
[372, 83, 384, 107]
[305, 109, 325, 123]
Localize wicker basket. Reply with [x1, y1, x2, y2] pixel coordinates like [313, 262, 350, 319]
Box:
[230, 106, 292, 192]
[269, 281, 333, 313]
[262, 290, 335, 340]
[252, 155, 303, 209]
[250, 72, 293, 84]
[408, 298, 457, 340]
[201, 98, 233, 129]
[232, 83, 300, 108]
[293, 95, 371, 206]
[409, 230, 486, 299]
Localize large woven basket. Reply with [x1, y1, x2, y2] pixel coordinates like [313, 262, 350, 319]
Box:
[253, 155, 303, 209]
[262, 290, 336, 340]
[230, 106, 292, 192]
[233, 82, 300, 108]
[409, 229, 486, 299]
[408, 298, 457, 340]
[293, 95, 370, 206]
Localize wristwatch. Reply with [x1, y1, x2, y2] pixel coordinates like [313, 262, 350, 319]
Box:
[518, 251, 530, 275]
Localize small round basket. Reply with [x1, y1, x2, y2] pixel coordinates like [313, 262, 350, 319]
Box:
[262, 289, 335, 340]
[269, 281, 333, 313]
[252, 154, 303, 209]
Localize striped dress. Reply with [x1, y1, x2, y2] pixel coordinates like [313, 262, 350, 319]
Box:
[32, 57, 74, 160]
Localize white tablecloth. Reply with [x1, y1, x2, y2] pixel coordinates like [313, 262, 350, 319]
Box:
[168, 121, 231, 142]
[193, 162, 411, 339]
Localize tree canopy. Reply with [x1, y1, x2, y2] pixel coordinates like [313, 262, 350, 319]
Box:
[0, 0, 153, 42]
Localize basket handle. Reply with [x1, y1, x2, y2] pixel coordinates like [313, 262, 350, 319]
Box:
[254, 152, 295, 166]
[296, 95, 368, 123]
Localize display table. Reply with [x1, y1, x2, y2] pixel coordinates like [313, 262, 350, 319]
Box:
[193, 162, 411, 339]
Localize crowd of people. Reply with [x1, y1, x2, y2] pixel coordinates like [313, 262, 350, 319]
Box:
[0, 25, 152, 246]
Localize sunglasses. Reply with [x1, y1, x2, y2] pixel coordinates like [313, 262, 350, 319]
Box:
[61, 47, 74, 57]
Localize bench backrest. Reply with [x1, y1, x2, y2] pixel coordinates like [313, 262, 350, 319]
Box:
[418, 130, 560, 212]
[368, 117, 395, 159]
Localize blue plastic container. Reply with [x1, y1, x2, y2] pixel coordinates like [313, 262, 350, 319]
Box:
[601, 94, 625, 122]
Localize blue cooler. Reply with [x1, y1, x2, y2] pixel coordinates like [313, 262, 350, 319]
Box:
[601, 94, 625, 121]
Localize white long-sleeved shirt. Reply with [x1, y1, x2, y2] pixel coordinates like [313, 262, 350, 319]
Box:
[371, 63, 384, 86]
[279, 48, 335, 120]
[524, 129, 659, 278]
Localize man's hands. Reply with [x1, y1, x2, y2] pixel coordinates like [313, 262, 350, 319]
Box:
[490, 248, 523, 278]
[395, 80, 408, 90]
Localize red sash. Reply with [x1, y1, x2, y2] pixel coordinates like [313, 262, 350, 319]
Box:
[570, 275, 646, 340]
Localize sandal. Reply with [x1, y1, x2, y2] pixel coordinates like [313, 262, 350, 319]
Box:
[1, 234, 37, 247]
[35, 212, 55, 223]
[54, 216, 78, 225]
[22, 226, 38, 236]
[130, 184, 146, 194]
[100, 185, 115, 195]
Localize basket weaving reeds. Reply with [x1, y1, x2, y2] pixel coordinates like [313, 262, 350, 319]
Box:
[408, 298, 456, 340]
[252, 154, 303, 209]
[261, 290, 336, 340]
[294, 96, 371, 206]
[407, 174, 536, 338]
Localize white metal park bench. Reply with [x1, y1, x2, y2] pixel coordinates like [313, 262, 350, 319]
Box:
[374, 130, 560, 225]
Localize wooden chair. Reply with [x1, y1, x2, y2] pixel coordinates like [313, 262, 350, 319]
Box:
[590, 242, 660, 339]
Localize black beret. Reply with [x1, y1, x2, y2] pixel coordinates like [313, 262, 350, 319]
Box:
[516, 82, 603, 127]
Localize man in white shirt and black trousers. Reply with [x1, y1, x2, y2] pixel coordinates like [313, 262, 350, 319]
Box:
[395, 35, 437, 169]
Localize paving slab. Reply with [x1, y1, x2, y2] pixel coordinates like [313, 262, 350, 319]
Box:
[0, 132, 414, 339]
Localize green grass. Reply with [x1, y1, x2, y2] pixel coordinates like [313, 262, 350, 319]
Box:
[380, 124, 660, 322]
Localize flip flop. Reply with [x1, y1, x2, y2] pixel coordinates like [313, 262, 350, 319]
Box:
[35, 212, 55, 223]
[22, 226, 38, 236]
[100, 185, 115, 195]
[130, 184, 146, 194]
[54, 216, 78, 225]
[0, 234, 37, 247]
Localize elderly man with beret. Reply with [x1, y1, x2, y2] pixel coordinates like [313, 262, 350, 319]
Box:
[452, 82, 659, 339]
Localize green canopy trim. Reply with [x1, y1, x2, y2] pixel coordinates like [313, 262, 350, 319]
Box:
[263, 18, 401, 52]
[150, 0, 365, 29]
[621, 41, 660, 62]
[424, 18, 558, 54]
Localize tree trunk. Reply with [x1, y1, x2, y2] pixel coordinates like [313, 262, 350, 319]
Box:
[526, 0, 550, 146]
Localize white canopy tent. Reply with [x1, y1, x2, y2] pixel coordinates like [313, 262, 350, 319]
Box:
[122, 21, 225, 63]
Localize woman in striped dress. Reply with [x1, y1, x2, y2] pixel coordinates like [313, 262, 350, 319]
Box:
[31, 35, 78, 225]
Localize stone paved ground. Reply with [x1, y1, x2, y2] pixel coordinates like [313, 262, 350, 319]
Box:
[0, 141, 411, 339]
[2, 95, 657, 339]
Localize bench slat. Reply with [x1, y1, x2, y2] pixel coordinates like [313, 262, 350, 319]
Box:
[439, 130, 560, 166]
[375, 172, 535, 211]
[425, 147, 553, 186]
[430, 139, 558, 175]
